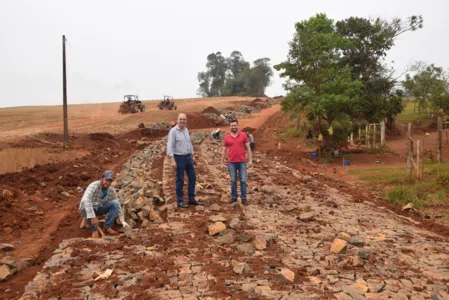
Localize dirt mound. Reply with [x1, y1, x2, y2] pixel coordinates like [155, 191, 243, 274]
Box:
[0, 132, 138, 295]
[89, 132, 114, 141]
[201, 106, 220, 116]
[186, 113, 215, 129]
[241, 127, 257, 134]
[122, 128, 168, 140]
[223, 106, 235, 111]
[249, 98, 270, 109]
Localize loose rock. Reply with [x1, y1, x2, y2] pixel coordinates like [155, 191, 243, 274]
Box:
[208, 222, 226, 235]
[209, 204, 221, 211]
[0, 244, 15, 251]
[61, 191, 71, 197]
[298, 212, 315, 222]
[2, 189, 14, 201]
[337, 232, 351, 241]
[0, 264, 13, 281]
[254, 236, 267, 250]
[237, 243, 255, 255]
[229, 217, 240, 229]
[357, 248, 373, 259]
[280, 268, 295, 283]
[331, 238, 347, 254]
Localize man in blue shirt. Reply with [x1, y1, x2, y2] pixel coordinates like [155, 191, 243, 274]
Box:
[167, 113, 204, 208]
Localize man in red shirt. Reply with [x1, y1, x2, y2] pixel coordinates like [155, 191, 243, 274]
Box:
[221, 119, 253, 205]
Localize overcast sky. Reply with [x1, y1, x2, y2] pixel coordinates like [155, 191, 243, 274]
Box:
[0, 0, 448, 108]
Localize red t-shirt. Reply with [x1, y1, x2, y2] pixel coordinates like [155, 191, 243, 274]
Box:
[224, 131, 249, 162]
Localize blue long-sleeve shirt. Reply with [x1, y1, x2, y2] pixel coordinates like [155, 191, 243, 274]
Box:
[166, 125, 194, 157]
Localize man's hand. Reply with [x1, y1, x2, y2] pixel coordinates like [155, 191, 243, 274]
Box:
[248, 161, 253, 169]
[122, 221, 131, 228]
[192, 157, 196, 165]
[90, 217, 99, 225]
[221, 163, 226, 171]
[171, 160, 176, 168]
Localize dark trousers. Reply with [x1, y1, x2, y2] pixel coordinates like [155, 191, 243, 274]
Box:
[174, 155, 196, 204]
[250, 142, 255, 151]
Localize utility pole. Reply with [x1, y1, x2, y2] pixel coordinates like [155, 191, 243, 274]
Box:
[62, 35, 68, 143]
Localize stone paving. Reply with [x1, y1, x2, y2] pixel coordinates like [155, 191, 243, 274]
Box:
[18, 134, 449, 299]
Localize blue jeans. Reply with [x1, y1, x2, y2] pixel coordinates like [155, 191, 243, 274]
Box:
[228, 162, 247, 200]
[174, 155, 196, 204]
[82, 200, 120, 233]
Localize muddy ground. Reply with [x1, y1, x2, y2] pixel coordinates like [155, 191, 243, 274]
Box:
[1, 100, 449, 299]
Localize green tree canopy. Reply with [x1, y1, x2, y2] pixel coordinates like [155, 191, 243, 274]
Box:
[275, 13, 423, 143]
[197, 51, 273, 97]
[403, 63, 448, 123]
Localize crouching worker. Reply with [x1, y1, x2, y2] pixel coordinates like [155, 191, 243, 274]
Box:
[211, 128, 221, 140]
[79, 170, 129, 238]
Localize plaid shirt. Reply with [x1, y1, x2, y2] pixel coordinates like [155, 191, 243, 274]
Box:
[78, 180, 118, 219]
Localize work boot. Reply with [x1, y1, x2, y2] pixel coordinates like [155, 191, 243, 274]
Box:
[229, 198, 238, 204]
[105, 228, 118, 235]
[92, 231, 100, 239]
[241, 199, 249, 206]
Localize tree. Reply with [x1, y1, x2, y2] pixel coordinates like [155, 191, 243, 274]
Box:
[227, 51, 249, 79]
[403, 64, 447, 124]
[198, 51, 273, 97]
[335, 15, 423, 122]
[384, 89, 405, 129]
[275, 13, 423, 146]
[275, 14, 362, 142]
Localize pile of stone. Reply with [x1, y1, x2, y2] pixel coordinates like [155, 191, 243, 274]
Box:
[151, 122, 172, 130]
[267, 97, 283, 105]
[238, 106, 252, 114]
[202, 113, 220, 120]
[114, 139, 168, 228]
[219, 110, 254, 120]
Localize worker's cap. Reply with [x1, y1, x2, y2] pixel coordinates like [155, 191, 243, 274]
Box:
[102, 170, 114, 181]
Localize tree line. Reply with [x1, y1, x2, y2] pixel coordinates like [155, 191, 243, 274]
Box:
[275, 14, 425, 145]
[197, 51, 273, 97]
[403, 63, 449, 125]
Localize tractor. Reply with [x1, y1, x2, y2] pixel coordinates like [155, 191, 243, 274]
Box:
[119, 95, 146, 114]
[157, 96, 177, 110]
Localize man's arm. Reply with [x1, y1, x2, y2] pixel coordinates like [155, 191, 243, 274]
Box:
[81, 183, 97, 219]
[245, 142, 253, 167]
[166, 129, 176, 166]
[221, 146, 228, 167]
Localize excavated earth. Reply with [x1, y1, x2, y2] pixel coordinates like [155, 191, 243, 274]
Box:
[5, 132, 449, 299]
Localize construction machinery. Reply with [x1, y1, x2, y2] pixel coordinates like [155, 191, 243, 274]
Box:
[157, 96, 177, 110]
[119, 95, 146, 114]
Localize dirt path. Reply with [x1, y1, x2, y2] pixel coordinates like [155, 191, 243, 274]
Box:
[15, 133, 449, 299]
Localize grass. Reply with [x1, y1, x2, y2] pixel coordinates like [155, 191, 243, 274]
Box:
[0, 148, 89, 174]
[349, 162, 449, 211]
[397, 101, 432, 126]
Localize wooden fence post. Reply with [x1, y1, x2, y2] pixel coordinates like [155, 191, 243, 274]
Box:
[365, 125, 369, 146]
[380, 121, 386, 145]
[406, 123, 413, 176]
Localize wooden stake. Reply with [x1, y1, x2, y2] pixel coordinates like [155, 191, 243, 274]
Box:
[380, 120, 386, 145]
[416, 139, 420, 178]
[437, 115, 443, 162]
[366, 125, 369, 146]
[406, 123, 413, 177]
